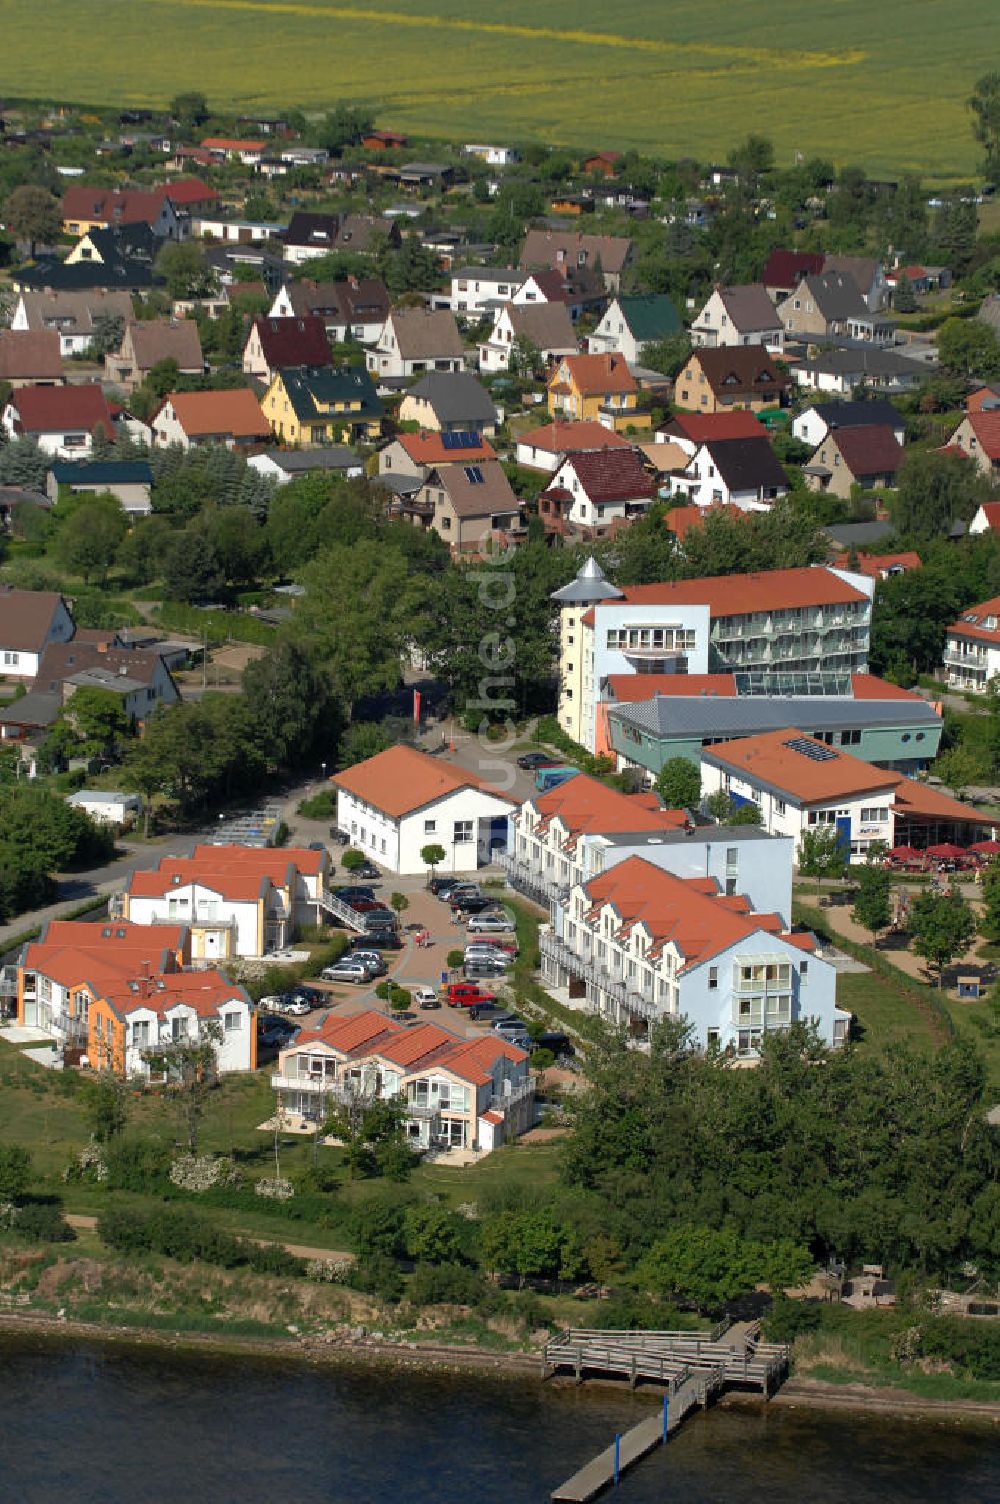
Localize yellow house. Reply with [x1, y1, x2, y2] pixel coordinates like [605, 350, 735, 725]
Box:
[262, 365, 383, 446]
[546, 352, 648, 432]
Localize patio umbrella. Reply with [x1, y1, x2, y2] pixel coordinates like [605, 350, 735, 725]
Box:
[925, 842, 965, 860]
[970, 839, 1000, 855]
[888, 845, 920, 860]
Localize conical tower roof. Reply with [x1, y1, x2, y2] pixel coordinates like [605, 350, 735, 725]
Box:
[550, 555, 624, 604]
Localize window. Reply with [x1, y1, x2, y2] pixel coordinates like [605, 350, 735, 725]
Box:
[775, 799, 786, 816]
[800, 962, 808, 982]
[860, 807, 889, 823]
[3, 651, 18, 666]
[708, 966, 718, 990]
[223, 1011, 241, 1032]
[453, 820, 473, 843]
[131, 1019, 150, 1047]
[170, 1017, 187, 1041]
[424, 819, 436, 834]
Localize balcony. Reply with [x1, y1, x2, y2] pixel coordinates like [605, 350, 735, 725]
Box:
[271, 1072, 363, 1104]
[497, 851, 568, 907]
[540, 933, 658, 1018]
[404, 1100, 442, 1121]
[490, 1076, 535, 1111]
[943, 648, 986, 669]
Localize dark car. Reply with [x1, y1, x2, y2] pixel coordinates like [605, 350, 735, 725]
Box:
[288, 986, 323, 1007]
[517, 751, 561, 770]
[450, 894, 492, 914]
[336, 885, 376, 901]
[329, 826, 351, 844]
[351, 862, 381, 880]
[463, 961, 509, 981]
[429, 875, 463, 897]
[362, 923, 401, 946]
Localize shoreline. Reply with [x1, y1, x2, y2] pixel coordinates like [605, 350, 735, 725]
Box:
[2, 1310, 999, 1424]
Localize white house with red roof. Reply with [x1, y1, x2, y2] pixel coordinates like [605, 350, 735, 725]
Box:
[514, 420, 630, 474]
[120, 845, 332, 961]
[969, 502, 1000, 538]
[949, 410, 1000, 479]
[2, 383, 115, 457]
[272, 1007, 533, 1153]
[502, 769, 793, 921]
[332, 744, 517, 875]
[943, 593, 1000, 693]
[540, 446, 656, 534]
[0, 586, 75, 680]
[540, 855, 846, 1053]
[552, 557, 874, 751]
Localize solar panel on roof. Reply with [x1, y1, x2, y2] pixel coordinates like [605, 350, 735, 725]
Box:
[464, 465, 484, 484]
[784, 736, 837, 761]
[441, 431, 459, 449]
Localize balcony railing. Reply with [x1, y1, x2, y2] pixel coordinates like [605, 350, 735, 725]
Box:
[490, 1077, 535, 1111]
[540, 933, 658, 1019]
[943, 648, 986, 668]
[404, 1100, 442, 1121]
[497, 851, 569, 907]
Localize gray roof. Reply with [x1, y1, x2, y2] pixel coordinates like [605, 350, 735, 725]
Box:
[453, 265, 520, 284]
[407, 371, 495, 423]
[551, 555, 624, 604]
[719, 283, 781, 332]
[799, 347, 926, 378]
[263, 447, 360, 474]
[807, 400, 903, 432]
[373, 471, 424, 498]
[598, 823, 780, 850]
[610, 693, 940, 742]
[824, 520, 896, 548]
[800, 272, 868, 321]
[0, 690, 61, 729]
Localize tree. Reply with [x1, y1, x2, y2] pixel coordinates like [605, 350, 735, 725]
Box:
[979, 860, 1000, 942]
[341, 848, 366, 872]
[0, 1144, 31, 1200]
[509, 334, 543, 381]
[640, 332, 691, 379]
[798, 825, 847, 895]
[390, 891, 409, 918]
[935, 317, 1000, 381]
[728, 134, 774, 185]
[851, 864, 893, 946]
[3, 184, 60, 256]
[970, 73, 1000, 179]
[480, 1209, 568, 1284]
[337, 721, 392, 768]
[142, 1023, 222, 1153]
[242, 640, 338, 772]
[704, 788, 735, 823]
[161, 524, 224, 603]
[934, 744, 982, 799]
[81, 1074, 130, 1142]
[54, 493, 127, 583]
[641, 1226, 763, 1311]
[155, 241, 217, 300]
[909, 889, 976, 986]
[170, 91, 209, 131]
[421, 843, 446, 882]
[60, 686, 132, 758]
[728, 800, 763, 827]
[893, 272, 917, 313]
[892, 448, 988, 541]
[655, 756, 701, 811]
[88, 313, 126, 359]
[403, 1204, 464, 1265]
[205, 506, 268, 586]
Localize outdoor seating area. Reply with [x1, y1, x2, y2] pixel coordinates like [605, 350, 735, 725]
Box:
[883, 840, 1000, 873]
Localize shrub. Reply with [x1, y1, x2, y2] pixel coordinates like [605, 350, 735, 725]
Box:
[530, 1048, 555, 1071]
[762, 1295, 822, 1342]
[104, 1138, 172, 1193]
[347, 1252, 404, 1303]
[298, 789, 336, 818]
[351, 1199, 405, 1258]
[13, 1200, 76, 1243]
[408, 1261, 485, 1307]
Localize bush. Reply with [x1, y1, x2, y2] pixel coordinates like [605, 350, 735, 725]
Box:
[351, 1199, 405, 1258]
[347, 1251, 404, 1303]
[762, 1295, 822, 1342]
[105, 1138, 172, 1193]
[298, 789, 336, 819]
[408, 1261, 485, 1306]
[530, 1048, 555, 1071]
[13, 1200, 76, 1243]
[98, 1203, 304, 1276]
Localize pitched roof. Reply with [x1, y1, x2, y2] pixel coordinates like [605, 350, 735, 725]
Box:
[34, 641, 171, 693]
[530, 770, 688, 839]
[559, 447, 656, 504]
[159, 177, 218, 206]
[285, 277, 390, 324]
[554, 352, 635, 397]
[517, 420, 630, 456]
[964, 409, 1000, 461]
[158, 388, 269, 440]
[15, 256, 153, 295]
[504, 301, 577, 351]
[893, 775, 995, 826]
[825, 424, 903, 478]
[697, 436, 789, 492]
[0, 587, 69, 652]
[0, 330, 62, 381]
[429, 460, 520, 519]
[661, 411, 766, 444]
[762, 249, 825, 287]
[275, 365, 382, 426]
[947, 593, 1000, 646]
[520, 228, 632, 276]
[807, 399, 903, 433]
[795, 271, 868, 321]
[15, 290, 133, 337]
[7, 383, 113, 436]
[49, 460, 153, 486]
[397, 430, 496, 466]
[406, 372, 495, 423]
[973, 501, 1000, 531]
[23, 918, 187, 993]
[582, 855, 785, 970]
[332, 744, 516, 819]
[250, 314, 332, 369]
[60, 186, 170, 226]
[688, 347, 789, 395]
[126, 318, 203, 372]
[586, 566, 868, 617]
[387, 308, 464, 360]
[831, 550, 922, 580]
[822, 254, 880, 294]
[716, 283, 781, 332]
[615, 292, 681, 340]
[702, 728, 901, 803]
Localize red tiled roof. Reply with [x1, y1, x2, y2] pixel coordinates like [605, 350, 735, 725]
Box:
[158, 388, 269, 440]
[827, 425, 903, 478]
[832, 550, 921, 579]
[964, 410, 1000, 461]
[946, 593, 1000, 647]
[295, 1009, 404, 1056]
[250, 315, 332, 370]
[560, 447, 656, 504]
[333, 744, 516, 819]
[61, 186, 166, 225]
[517, 420, 630, 456]
[662, 411, 766, 444]
[894, 776, 995, 826]
[9, 383, 113, 436]
[974, 501, 1000, 532]
[156, 178, 218, 206]
[398, 430, 496, 465]
[531, 771, 688, 839]
[553, 353, 635, 397]
[849, 673, 924, 702]
[608, 566, 868, 618]
[702, 728, 901, 803]
[762, 249, 825, 287]
[201, 137, 265, 151]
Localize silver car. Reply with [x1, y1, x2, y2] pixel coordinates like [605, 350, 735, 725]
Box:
[467, 909, 517, 933]
[321, 961, 369, 984]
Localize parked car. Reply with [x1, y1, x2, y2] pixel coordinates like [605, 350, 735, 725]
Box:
[414, 988, 440, 1010]
[361, 923, 401, 946]
[516, 751, 561, 770]
[346, 949, 388, 975]
[329, 826, 351, 843]
[280, 996, 313, 1017]
[347, 897, 389, 914]
[257, 1017, 296, 1047]
[463, 961, 509, 982]
[287, 986, 323, 1008]
[350, 861, 381, 880]
[308, 841, 327, 853]
[336, 885, 376, 901]
[429, 876, 464, 897]
[464, 943, 513, 964]
[321, 961, 370, 984]
[257, 994, 285, 1013]
[446, 981, 497, 1008]
[467, 909, 517, 933]
[451, 895, 492, 915]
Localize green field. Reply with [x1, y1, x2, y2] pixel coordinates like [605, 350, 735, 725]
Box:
[3, 0, 998, 177]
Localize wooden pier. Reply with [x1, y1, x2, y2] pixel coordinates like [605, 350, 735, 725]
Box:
[546, 1322, 788, 1502]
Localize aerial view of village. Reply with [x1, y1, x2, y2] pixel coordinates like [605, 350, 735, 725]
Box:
[0, 2, 999, 1498]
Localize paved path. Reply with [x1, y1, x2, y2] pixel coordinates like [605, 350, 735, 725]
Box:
[64, 1214, 354, 1265]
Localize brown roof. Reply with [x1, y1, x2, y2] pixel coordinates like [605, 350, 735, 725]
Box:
[332, 743, 515, 818]
[558, 447, 655, 504]
[824, 424, 902, 478]
[125, 318, 203, 373]
[520, 228, 632, 277]
[504, 301, 577, 352]
[716, 283, 782, 332]
[0, 587, 69, 652]
[661, 411, 766, 444]
[158, 388, 269, 440]
[687, 347, 790, 397]
[34, 641, 171, 692]
[249, 315, 331, 370]
[61, 186, 167, 226]
[0, 330, 62, 381]
[518, 420, 630, 456]
[8, 384, 113, 436]
[397, 431, 496, 465]
[430, 460, 520, 519]
[16, 291, 134, 338]
[388, 308, 464, 361]
[586, 566, 867, 618]
[702, 728, 900, 804]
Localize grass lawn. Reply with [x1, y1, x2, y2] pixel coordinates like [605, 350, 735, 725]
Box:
[833, 970, 940, 1055]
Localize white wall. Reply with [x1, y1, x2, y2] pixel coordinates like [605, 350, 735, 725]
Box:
[126, 882, 261, 956]
[699, 756, 896, 861]
[338, 785, 515, 875]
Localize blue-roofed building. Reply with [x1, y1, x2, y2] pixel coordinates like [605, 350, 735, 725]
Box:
[46, 460, 153, 516]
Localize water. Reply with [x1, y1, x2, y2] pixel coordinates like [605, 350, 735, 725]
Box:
[1, 1335, 999, 1503]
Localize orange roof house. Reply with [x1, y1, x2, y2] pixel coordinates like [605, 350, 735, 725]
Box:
[151, 388, 270, 450]
[546, 352, 648, 432]
[331, 744, 517, 876]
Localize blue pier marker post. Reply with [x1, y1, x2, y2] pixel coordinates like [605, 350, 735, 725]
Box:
[662, 1394, 669, 1442]
[614, 1433, 620, 1486]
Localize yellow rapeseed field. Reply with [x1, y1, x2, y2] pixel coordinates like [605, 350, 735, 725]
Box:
[3, 0, 997, 177]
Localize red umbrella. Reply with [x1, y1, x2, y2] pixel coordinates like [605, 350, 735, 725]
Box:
[970, 840, 1000, 854]
[889, 845, 920, 860]
[925, 842, 964, 859]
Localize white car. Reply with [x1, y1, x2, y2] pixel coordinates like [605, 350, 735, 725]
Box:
[258, 994, 284, 1012]
[413, 987, 441, 1010]
[467, 910, 517, 933]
